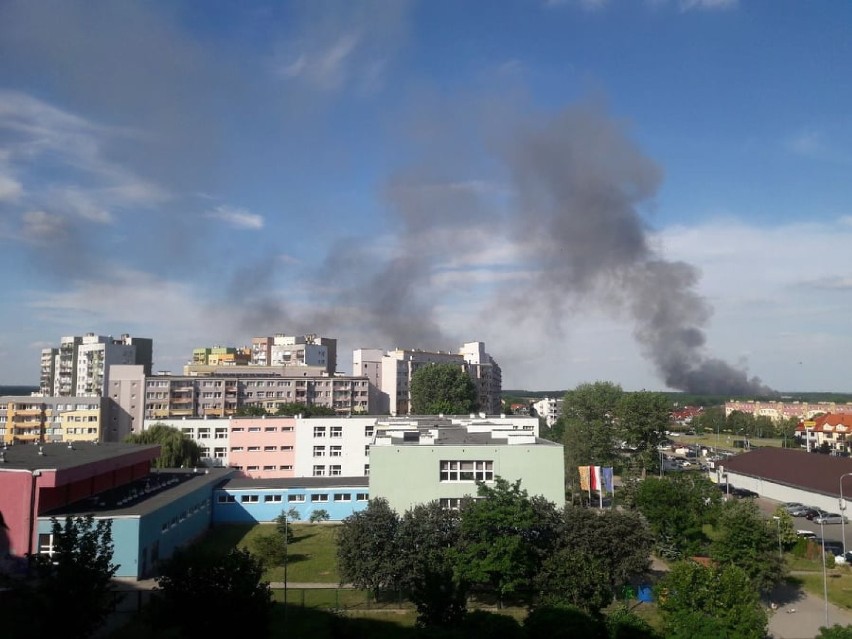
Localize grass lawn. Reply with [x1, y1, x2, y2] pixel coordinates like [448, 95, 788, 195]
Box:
[676, 433, 784, 451]
[795, 570, 852, 610]
[198, 522, 342, 583]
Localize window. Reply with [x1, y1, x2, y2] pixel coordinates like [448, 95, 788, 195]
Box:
[439, 460, 494, 482]
[231, 446, 244, 452]
[247, 465, 259, 471]
[214, 447, 227, 458]
[440, 498, 464, 510]
[264, 446, 276, 452]
[215, 428, 227, 439]
[241, 495, 259, 503]
[281, 445, 293, 451]
[38, 533, 55, 556]
[313, 426, 326, 437]
[280, 465, 293, 470]
[264, 494, 283, 503]
[364, 464, 370, 476]
[248, 427, 261, 432]
[334, 493, 351, 502]
[217, 494, 236, 504]
[311, 494, 329, 502]
[313, 465, 326, 477]
[356, 493, 369, 501]
[330, 445, 342, 457]
[313, 445, 326, 457]
[264, 426, 277, 432]
[365, 425, 374, 437]
[330, 426, 343, 438]
[263, 465, 276, 471]
[364, 444, 370, 455]
[330, 465, 342, 476]
[247, 446, 260, 452]
[288, 494, 305, 503]
[232, 427, 244, 433]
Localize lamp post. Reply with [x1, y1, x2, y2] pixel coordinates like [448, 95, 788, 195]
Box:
[819, 517, 829, 627]
[840, 473, 852, 556]
[772, 516, 783, 561]
[283, 511, 289, 622]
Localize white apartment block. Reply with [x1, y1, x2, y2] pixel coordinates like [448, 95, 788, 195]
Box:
[353, 341, 502, 416]
[533, 397, 564, 427]
[40, 333, 153, 397]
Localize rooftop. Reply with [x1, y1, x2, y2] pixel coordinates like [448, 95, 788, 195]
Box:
[0, 441, 160, 472]
[44, 467, 233, 518]
[723, 447, 852, 498]
[220, 475, 369, 490]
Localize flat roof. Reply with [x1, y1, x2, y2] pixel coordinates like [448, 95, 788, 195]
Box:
[0, 442, 160, 472]
[220, 476, 369, 490]
[382, 427, 559, 447]
[44, 467, 234, 518]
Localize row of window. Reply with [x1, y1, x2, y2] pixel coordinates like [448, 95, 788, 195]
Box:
[218, 492, 369, 504]
[230, 464, 293, 471]
[160, 498, 210, 533]
[439, 460, 494, 482]
[231, 445, 294, 452]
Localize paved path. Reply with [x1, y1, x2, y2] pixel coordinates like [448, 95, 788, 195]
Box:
[767, 581, 852, 639]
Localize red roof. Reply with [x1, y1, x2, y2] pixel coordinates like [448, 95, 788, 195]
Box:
[795, 412, 852, 433]
[722, 447, 852, 498]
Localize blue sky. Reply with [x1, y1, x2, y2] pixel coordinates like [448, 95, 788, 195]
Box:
[1, 0, 851, 393]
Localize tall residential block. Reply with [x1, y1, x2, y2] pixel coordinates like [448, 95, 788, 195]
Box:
[39, 333, 153, 397]
[353, 341, 502, 416]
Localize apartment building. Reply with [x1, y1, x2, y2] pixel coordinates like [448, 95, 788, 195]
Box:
[533, 397, 564, 427]
[39, 333, 153, 397]
[0, 396, 108, 444]
[144, 372, 373, 420]
[725, 400, 852, 422]
[192, 333, 338, 375]
[353, 341, 502, 416]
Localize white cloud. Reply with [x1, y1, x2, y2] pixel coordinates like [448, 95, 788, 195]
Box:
[206, 205, 265, 230]
[0, 173, 23, 201]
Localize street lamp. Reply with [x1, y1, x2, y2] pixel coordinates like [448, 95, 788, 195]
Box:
[819, 517, 829, 627]
[840, 473, 852, 556]
[772, 516, 783, 561]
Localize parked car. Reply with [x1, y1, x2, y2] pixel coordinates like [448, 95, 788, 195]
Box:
[814, 513, 848, 525]
[731, 487, 758, 498]
[805, 509, 827, 521]
[822, 540, 844, 556]
[796, 530, 817, 540]
[790, 506, 820, 518]
[783, 502, 805, 513]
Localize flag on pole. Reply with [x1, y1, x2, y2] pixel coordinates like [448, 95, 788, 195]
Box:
[578, 466, 591, 491]
[591, 466, 603, 492]
[602, 467, 614, 494]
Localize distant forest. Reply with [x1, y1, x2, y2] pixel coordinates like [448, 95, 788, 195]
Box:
[0, 386, 38, 396]
[504, 390, 852, 407]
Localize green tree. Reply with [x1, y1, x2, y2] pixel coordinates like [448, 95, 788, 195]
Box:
[274, 402, 337, 417]
[816, 625, 852, 639]
[634, 475, 720, 560]
[276, 507, 301, 542]
[606, 604, 662, 639]
[410, 363, 478, 415]
[251, 533, 288, 566]
[235, 404, 267, 416]
[617, 391, 671, 476]
[560, 507, 653, 595]
[694, 406, 725, 438]
[25, 515, 118, 639]
[396, 501, 468, 628]
[453, 478, 559, 605]
[656, 561, 767, 639]
[562, 382, 623, 494]
[524, 604, 605, 639]
[337, 498, 400, 600]
[125, 423, 202, 468]
[150, 547, 272, 638]
[536, 547, 613, 613]
[710, 499, 786, 593]
[309, 508, 330, 523]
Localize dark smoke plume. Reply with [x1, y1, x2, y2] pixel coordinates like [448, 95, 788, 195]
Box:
[498, 103, 774, 396]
